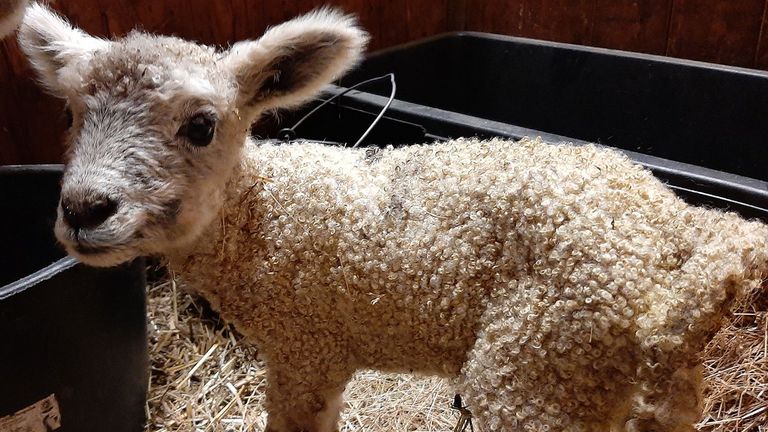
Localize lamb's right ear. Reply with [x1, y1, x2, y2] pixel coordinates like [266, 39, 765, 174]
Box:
[223, 8, 368, 115]
[17, 3, 109, 97]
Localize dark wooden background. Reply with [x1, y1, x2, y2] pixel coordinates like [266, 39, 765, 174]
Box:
[2, 0, 767, 164]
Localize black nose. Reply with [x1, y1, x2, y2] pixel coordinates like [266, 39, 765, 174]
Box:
[61, 195, 118, 229]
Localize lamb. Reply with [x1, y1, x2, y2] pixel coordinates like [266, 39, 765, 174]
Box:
[17, 4, 768, 432]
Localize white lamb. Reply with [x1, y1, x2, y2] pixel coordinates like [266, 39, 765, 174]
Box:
[18, 4, 768, 432]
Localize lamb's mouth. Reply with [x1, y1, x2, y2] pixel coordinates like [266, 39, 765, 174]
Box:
[67, 235, 135, 257]
[65, 238, 142, 267]
[55, 215, 151, 265]
[73, 243, 115, 255]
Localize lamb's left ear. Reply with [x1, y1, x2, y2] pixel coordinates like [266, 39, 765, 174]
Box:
[224, 8, 368, 112]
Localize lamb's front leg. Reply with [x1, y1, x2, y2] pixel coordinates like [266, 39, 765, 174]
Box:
[263, 359, 354, 432]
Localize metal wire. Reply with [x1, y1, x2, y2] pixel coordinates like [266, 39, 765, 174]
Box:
[283, 73, 397, 148]
[351, 73, 396, 147]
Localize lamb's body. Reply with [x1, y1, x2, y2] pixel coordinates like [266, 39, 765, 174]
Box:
[172, 137, 768, 431]
[18, 5, 768, 431]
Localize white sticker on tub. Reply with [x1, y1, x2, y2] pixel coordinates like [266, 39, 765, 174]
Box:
[0, 394, 61, 431]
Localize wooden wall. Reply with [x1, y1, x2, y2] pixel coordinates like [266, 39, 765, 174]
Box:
[462, 0, 768, 69]
[2, 0, 767, 164]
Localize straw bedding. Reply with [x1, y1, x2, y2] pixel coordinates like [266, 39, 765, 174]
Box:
[143, 271, 767, 432]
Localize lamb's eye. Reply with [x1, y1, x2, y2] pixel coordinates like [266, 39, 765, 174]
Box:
[180, 112, 217, 146]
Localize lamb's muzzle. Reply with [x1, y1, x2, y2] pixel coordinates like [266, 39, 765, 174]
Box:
[17, 3, 768, 432]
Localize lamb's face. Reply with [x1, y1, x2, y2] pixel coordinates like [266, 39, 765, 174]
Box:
[18, 3, 367, 267]
[46, 37, 245, 267]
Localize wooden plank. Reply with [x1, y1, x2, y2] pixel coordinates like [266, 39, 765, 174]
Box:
[0, 39, 20, 164]
[591, 0, 672, 55]
[447, 0, 468, 31]
[57, 0, 136, 36]
[329, 0, 383, 50]
[464, 0, 526, 36]
[523, 0, 595, 44]
[464, 0, 595, 45]
[667, 0, 764, 67]
[377, 0, 450, 49]
[0, 37, 67, 165]
[405, 0, 451, 42]
[753, 0, 768, 69]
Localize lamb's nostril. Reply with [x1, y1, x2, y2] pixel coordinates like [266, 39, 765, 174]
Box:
[62, 195, 118, 229]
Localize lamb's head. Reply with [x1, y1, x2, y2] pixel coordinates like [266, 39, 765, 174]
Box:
[18, 3, 367, 267]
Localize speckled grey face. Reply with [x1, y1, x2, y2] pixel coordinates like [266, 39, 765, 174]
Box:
[18, 4, 367, 267]
[53, 89, 231, 267]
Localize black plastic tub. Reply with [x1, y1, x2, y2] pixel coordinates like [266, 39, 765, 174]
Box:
[0, 165, 148, 432]
[335, 32, 768, 222]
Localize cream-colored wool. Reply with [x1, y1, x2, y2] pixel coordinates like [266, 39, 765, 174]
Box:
[170, 137, 768, 432]
[17, 4, 768, 431]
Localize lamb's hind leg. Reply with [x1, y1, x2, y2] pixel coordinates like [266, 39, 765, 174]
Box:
[263, 364, 354, 432]
[456, 323, 579, 431]
[456, 316, 643, 431]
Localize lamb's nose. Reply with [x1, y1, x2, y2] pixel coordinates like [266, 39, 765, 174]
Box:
[61, 194, 118, 229]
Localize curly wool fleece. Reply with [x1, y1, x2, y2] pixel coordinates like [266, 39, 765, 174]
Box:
[170, 137, 768, 431]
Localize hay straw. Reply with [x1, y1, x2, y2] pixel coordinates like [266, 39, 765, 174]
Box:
[145, 272, 767, 432]
[697, 282, 768, 432]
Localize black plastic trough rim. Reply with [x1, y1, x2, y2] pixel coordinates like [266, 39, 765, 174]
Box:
[367, 31, 768, 79]
[0, 256, 79, 300]
[320, 85, 768, 221]
[0, 163, 64, 174]
[0, 164, 72, 300]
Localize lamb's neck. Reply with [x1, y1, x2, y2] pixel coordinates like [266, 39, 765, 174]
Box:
[167, 162, 270, 269]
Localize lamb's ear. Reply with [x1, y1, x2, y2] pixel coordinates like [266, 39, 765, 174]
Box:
[224, 8, 368, 113]
[17, 3, 109, 97]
